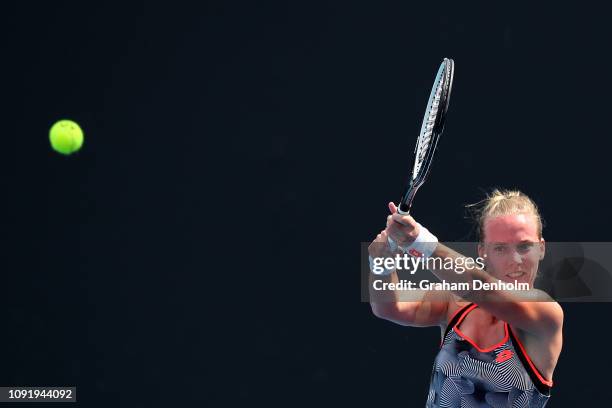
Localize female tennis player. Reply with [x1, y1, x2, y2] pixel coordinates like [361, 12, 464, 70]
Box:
[368, 190, 563, 407]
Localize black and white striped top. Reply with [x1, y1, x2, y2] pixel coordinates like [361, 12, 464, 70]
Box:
[426, 303, 553, 408]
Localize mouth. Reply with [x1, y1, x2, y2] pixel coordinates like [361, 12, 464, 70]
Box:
[506, 271, 526, 279]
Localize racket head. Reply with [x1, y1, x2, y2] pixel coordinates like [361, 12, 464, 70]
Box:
[398, 58, 454, 214]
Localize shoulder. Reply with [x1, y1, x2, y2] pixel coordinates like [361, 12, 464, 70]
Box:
[442, 295, 471, 327]
[546, 301, 564, 331]
[528, 293, 564, 332]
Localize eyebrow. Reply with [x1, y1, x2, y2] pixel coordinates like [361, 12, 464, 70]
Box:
[489, 240, 536, 245]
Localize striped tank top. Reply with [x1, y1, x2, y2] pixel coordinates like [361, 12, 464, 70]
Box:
[426, 303, 553, 408]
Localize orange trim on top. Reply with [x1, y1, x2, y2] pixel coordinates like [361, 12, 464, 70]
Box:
[454, 322, 510, 353]
[454, 304, 478, 327]
[509, 326, 554, 387]
[447, 303, 474, 326]
[440, 303, 474, 347]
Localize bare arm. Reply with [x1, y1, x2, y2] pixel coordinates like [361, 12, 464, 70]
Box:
[384, 205, 563, 337]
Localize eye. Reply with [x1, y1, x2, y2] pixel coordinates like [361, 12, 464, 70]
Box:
[517, 243, 534, 253]
[493, 245, 506, 253]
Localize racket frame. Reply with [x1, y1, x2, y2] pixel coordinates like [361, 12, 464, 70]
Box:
[398, 58, 454, 215]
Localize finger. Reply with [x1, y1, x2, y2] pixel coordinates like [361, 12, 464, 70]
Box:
[391, 214, 418, 229]
[388, 202, 398, 214]
[375, 231, 388, 242]
[386, 214, 402, 229]
[391, 213, 409, 226]
[386, 227, 406, 244]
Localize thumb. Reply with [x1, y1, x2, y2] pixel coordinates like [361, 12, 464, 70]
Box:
[388, 202, 398, 214]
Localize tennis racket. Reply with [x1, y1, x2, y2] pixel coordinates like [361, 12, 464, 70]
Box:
[398, 58, 454, 215]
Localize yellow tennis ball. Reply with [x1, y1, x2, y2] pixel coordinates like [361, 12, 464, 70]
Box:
[49, 119, 84, 155]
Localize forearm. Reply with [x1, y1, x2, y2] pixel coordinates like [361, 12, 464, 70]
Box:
[369, 269, 409, 316]
[431, 243, 491, 298]
[368, 265, 443, 325]
[427, 243, 548, 304]
[381, 202, 559, 333]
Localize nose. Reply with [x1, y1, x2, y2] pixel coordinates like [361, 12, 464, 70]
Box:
[512, 250, 523, 264]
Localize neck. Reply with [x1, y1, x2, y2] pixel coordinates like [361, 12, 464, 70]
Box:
[475, 307, 501, 325]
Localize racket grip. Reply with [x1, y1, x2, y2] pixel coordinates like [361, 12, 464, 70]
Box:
[398, 184, 417, 214]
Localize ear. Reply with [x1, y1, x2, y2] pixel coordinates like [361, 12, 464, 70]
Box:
[539, 237, 546, 260]
[478, 242, 485, 259]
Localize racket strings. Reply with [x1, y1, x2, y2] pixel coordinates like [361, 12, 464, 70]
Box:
[413, 79, 444, 178]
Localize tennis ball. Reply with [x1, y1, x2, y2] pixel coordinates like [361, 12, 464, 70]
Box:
[49, 119, 84, 155]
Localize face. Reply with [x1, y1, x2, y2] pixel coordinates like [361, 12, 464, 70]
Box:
[477, 213, 545, 285]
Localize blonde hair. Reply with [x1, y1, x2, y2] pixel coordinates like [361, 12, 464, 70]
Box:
[468, 189, 543, 242]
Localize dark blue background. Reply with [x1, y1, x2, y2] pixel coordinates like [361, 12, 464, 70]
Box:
[3, 1, 610, 406]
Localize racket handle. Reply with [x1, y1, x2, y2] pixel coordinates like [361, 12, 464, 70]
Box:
[398, 185, 416, 214]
